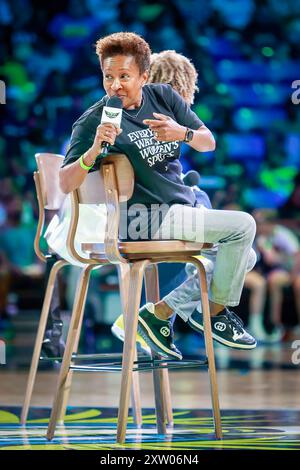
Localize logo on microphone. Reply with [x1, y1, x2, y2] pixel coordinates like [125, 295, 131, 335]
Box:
[101, 105, 122, 127]
[104, 110, 121, 119]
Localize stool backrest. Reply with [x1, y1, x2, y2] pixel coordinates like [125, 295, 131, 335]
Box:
[69, 154, 134, 264]
[77, 154, 134, 204]
[35, 153, 66, 210]
[33, 153, 66, 261]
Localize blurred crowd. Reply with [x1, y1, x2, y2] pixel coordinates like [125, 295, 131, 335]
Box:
[0, 0, 300, 342]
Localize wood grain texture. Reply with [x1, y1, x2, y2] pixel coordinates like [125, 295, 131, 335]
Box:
[35, 153, 66, 210]
[20, 259, 67, 425]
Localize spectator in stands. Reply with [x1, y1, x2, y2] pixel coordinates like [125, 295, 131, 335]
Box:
[279, 171, 300, 220]
[254, 209, 300, 341]
[0, 187, 43, 318]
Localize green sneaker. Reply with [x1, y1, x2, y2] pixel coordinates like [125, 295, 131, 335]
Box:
[137, 303, 182, 360]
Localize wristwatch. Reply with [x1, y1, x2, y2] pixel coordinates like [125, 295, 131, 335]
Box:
[184, 128, 194, 143]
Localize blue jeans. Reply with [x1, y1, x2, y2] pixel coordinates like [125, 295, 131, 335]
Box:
[152, 205, 256, 312]
[163, 246, 257, 322]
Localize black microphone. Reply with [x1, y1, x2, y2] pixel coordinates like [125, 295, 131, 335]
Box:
[100, 96, 123, 156]
[182, 170, 200, 187]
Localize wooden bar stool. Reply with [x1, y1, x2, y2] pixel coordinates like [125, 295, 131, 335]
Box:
[21, 153, 142, 427]
[21, 153, 68, 425]
[46, 154, 222, 443]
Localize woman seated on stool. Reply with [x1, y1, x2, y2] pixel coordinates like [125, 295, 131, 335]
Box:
[59, 32, 257, 359]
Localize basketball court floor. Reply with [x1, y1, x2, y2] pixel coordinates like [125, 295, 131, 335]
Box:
[1, 336, 299, 450]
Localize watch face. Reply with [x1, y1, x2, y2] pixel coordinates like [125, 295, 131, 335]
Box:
[185, 129, 194, 142]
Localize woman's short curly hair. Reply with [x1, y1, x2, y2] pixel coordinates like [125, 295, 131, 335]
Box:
[96, 32, 151, 75]
[148, 50, 199, 104]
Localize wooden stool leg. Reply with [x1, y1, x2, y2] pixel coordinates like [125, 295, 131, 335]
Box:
[58, 267, 86, 423]
[21, 259, 67, 425]
[46, 265, 94, 441]
[151, 356, 166, 434]
[194, 258, 222, 439]
[117, 260, 148, 444]
[118, 264, 142, 428]
[144, 264, 173, 432]
[162, 368, 173, 427]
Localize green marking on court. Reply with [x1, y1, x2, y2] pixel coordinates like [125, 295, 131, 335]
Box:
[0, 411, 19, 424]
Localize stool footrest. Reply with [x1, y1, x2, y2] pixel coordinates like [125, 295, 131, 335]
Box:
[40, 352, 129, 362]
[69, 358, 208, 373]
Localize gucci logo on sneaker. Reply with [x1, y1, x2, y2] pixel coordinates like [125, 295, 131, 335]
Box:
[160, 326, 170, 337]
[214, 322, 226, 332]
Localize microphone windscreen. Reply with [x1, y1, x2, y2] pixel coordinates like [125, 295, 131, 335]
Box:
[106, 96, 123, 109]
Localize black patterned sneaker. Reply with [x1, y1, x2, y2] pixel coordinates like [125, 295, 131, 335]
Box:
[41, 338, 65, 361]
[41, 321, 65, 360]
[187, 308, 257, 349]
[137, 303, 182, 360]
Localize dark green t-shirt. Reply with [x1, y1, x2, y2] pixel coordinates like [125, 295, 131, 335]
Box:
[63, 83, 203, 208]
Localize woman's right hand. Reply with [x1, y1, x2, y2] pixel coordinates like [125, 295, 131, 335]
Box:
[60, 123, 122, 193]
[90, 123, 122, 157]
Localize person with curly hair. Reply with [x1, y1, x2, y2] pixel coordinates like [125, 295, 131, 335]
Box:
[148, 50, 199, 105]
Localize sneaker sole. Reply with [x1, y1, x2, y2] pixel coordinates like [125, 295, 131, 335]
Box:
[137, 317, 182, 360]
[111, 324, 152, 356]
[188, 317, 257, 350]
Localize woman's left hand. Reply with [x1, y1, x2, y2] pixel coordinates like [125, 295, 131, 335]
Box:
[143, 113, 186, 142]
